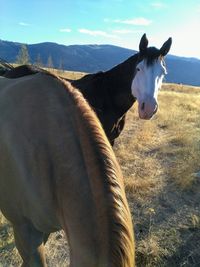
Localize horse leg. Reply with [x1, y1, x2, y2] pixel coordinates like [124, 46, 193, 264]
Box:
[13, 221, 47, 267]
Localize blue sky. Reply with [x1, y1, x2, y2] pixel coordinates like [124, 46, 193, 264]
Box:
[1, 0, 200, 58]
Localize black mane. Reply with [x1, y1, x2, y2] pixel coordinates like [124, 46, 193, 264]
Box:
[140, 47, 161, 66]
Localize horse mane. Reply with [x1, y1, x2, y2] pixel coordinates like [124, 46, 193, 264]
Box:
[141, 46, 163, 66]
[46, 72, 134, 266]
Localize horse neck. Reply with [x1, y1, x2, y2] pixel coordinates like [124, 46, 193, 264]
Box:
[56, 82, 135, 267]
[74, 53, 139, 117]
[103, 53, 139, 113]
[105, 53, 139, 91]
[72, 72, 104, 96]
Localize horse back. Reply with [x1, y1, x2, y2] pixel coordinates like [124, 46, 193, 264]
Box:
[0, 73, 80, 231]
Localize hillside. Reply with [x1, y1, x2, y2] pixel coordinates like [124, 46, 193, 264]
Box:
[0, 71, 200, 266]
[0, 39, 200, 86]
[0, 40, 135, 73]
[166, 55, 200, 86]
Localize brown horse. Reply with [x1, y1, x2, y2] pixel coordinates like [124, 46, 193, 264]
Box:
[0, 73, 134, 266]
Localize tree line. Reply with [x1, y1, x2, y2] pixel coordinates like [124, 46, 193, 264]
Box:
[16, 44, 64, 71]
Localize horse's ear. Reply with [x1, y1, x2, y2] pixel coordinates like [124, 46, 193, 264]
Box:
[139, 33, 148, 53]
[160, 37, 172, 56]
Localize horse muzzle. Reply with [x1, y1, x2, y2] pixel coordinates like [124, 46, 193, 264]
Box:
[138, 100, 158, 120]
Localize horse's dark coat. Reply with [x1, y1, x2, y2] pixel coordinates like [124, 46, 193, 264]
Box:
[2, 34, 172, 145]
[3, 59, 139, 145]
[71, 53, 140, 145]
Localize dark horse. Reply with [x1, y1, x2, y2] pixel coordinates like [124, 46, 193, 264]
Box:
[2, 34, 172, 145]
[0, 73, 134, 266]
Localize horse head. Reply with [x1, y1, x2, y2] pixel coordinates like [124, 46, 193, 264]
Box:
[131, 34, 172, 119]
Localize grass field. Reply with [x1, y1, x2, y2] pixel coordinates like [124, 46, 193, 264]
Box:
[0, 70, 200, 266]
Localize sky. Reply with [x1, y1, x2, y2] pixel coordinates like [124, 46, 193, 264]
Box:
[1, 0, 200, 59]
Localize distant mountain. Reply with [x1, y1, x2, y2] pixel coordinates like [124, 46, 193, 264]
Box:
[0, 39, 200, 86]
[165, 55, 200, 86]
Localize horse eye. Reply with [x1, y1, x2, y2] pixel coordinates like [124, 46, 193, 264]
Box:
[136, 67, 140, 72]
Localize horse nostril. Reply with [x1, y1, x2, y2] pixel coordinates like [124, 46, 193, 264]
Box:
[141, 102, 145, 111]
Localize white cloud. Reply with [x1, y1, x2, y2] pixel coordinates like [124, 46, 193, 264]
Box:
[59, 28, 72, 33]
[113, 17, 152, 26]
[78, 28, 118, 38]
[150, 2, 167, 9]
[19, 22, 30, 26]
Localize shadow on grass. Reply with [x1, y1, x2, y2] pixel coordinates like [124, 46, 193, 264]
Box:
[0, 223, 11, 233]
[0, 241, 15, 252]
[163, 227, 200, 267]
[130, 180, 200, 267]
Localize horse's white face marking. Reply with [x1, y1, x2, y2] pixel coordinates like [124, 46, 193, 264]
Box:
[131, 57, 166, 119]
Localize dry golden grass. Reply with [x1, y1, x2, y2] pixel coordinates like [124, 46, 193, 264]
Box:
[157, 86, 200, 188]
[0, 78, 200, 266]
[45, 67, 86, 80]
[114, 82, 200, 266]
